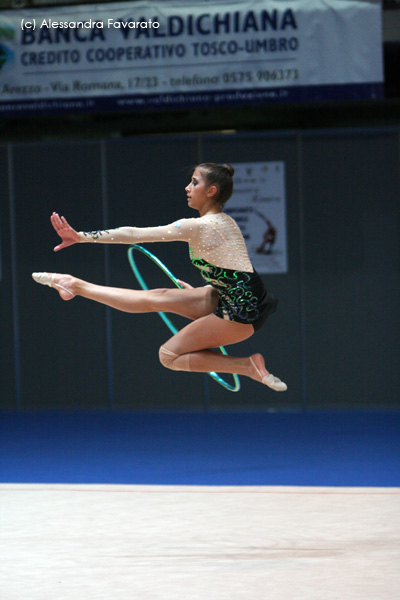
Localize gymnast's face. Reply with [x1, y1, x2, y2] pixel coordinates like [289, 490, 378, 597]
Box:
[185, 168, 218, 215]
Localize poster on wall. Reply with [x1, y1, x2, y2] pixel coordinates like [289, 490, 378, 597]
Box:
[0, 0, 383, 116]
[225, 162, 288, 274]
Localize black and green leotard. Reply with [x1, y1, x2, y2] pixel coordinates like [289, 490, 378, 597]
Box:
[190, 251, 277, 331]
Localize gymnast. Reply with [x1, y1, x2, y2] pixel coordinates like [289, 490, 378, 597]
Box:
[32, 162, 287, 391]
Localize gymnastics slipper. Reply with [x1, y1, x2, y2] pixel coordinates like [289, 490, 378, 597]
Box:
[32, 272, 74, 297]
[250, 356, 287, 392]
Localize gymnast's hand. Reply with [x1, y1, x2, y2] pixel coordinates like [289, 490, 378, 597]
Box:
[51, 212, 80, 252]
[176, 279, 193, 289]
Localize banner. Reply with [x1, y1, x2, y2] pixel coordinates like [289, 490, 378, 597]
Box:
[226, 162, 288, 274]
[0, 0, 383, 116]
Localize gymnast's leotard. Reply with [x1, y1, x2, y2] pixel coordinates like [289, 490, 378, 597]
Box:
[79, 212, 277, 331]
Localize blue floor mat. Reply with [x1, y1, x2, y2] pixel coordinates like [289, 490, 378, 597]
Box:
[1, 411, 399, 486]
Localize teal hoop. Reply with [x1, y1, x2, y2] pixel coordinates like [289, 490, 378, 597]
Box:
[127, 245, 241, 392]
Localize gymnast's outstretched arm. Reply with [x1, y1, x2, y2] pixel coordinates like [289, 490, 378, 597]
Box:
[50, 212, 199, 252]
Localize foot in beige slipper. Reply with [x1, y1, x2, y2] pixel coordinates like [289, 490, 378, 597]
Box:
[250, 355, 287, 391]
[32, 272, 74, 299]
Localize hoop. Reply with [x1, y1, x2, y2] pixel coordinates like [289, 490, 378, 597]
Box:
[127, 245, 241, 392]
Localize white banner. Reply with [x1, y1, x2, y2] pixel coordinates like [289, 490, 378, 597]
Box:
[0, 0, 383, 115]
[226, 162, 288, 274]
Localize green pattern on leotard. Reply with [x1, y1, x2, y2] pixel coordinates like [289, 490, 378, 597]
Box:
[189, 247, 262, 324]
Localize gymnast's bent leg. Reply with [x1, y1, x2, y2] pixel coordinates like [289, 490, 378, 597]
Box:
[158, 313, 287, 391]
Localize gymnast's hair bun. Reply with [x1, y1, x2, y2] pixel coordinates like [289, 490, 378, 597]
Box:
[222, 164, 235, 177]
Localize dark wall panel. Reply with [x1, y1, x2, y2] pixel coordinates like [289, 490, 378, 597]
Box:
[2, 127, 399, 411]
[104, 136, 204, 409]
[0, 145, 16, 409]
[303, 130, 400, 407]
[13, 141, 109, 409]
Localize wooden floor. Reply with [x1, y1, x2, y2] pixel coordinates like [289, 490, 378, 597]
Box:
[1, 484, 399, 599]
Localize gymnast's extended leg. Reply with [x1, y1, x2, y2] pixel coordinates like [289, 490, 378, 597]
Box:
[33, 272, 219, 321]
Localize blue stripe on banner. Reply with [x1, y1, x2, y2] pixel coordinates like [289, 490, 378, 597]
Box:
[0, 83, 384, 117]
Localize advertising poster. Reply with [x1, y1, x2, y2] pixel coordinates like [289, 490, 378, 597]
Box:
[226, 161, 288, 274]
